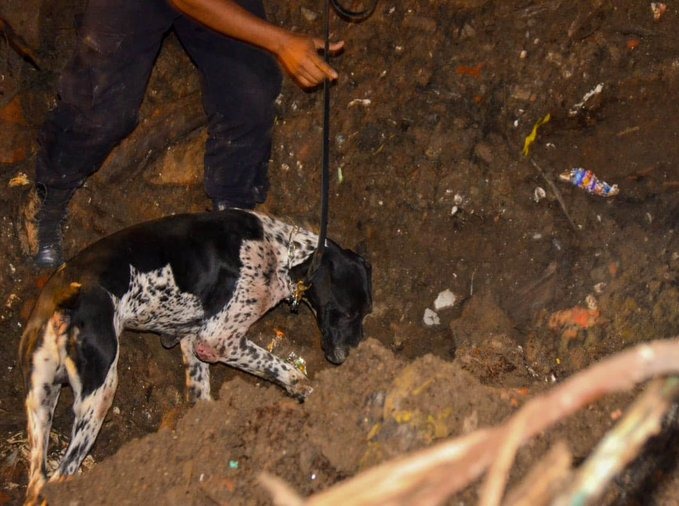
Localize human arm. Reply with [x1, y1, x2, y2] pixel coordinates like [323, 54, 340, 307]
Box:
[170, 0, 344, 88]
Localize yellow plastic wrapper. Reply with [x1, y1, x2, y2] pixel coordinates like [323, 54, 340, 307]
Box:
[522, 113, 551, 157]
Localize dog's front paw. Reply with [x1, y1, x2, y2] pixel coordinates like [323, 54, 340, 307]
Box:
[287, 378, 313, 401]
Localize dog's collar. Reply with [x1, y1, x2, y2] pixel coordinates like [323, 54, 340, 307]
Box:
[290, 279, 309, 312]
[285, 225, 300, 272]
[286, 226, 310, 312]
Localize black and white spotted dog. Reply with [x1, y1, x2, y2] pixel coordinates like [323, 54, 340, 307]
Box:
[20, 209, 372, 503]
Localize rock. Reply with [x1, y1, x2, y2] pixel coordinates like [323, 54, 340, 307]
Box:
[450, 293, 517, 346]
[474, 142, 494, 165]
[300, 7, 318, 22]
[415, 67, 433, 87]
[510, 85, 533, 101]
[458, 23, 476, 40]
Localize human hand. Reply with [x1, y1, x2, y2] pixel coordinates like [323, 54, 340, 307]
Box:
[276, 33, 344, 89]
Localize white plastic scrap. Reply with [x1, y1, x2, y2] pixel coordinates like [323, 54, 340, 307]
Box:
[569, 83, 604, 117]
[434, 289, 457, 311]
[348, 98, 372, 108]
[585, 294, 599, 311]
[451, 192, 467, 216]
[423, 308, 440, 326]
[533, 187, 546, 203]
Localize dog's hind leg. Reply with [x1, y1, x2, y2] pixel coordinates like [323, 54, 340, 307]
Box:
[53, 343, 119, 480]
[24, 313, 68, 504]
[180, 338, 212, 402]
[52, 288, 120, 481]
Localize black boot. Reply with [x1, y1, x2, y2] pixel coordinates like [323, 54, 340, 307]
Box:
[34, 185, 77, 269]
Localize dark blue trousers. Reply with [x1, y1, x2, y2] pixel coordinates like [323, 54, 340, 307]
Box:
[37, 0, 282, 209]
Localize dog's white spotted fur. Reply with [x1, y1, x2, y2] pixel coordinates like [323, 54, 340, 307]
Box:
[113, 264, 205, 336]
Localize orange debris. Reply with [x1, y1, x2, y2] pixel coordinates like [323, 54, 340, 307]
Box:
[455, 63, 484, 78]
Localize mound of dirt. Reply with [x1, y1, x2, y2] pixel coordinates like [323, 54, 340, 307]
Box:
[42, 339, 513, 505]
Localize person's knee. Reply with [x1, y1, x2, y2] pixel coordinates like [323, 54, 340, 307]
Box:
[58, 74, 139, 143]
[56, 41, 144, 145]
[37, 102, 138, 185]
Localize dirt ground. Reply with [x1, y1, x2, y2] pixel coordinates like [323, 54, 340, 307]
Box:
[1, 0, 678, 504]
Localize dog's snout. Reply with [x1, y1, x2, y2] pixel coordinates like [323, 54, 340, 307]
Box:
[326, 347, 347, 365]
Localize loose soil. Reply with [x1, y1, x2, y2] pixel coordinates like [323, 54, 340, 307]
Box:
[0, 1, 678, 505]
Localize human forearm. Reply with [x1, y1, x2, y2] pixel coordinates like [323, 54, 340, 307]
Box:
[170, 0, 287, 54]
[170, 0, 344, 88]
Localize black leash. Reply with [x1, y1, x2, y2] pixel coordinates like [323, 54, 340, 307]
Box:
[303, 0, 332, 284]
[293, 0, 377, 309]
[330, 0, 378, 22]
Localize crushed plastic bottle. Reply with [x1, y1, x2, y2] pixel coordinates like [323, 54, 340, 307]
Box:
[559, 168, 619, 197]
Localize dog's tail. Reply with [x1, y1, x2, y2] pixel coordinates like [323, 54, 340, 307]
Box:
[19, 275, 82, 390]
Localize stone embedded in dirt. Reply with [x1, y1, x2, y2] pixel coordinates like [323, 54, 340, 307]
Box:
[300, 7, 317, 22]
[474, 142, 494, 165]
[511, 85, 534, 102]
[451, 293, 517, 347]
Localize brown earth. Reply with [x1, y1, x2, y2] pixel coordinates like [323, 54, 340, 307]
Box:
[1, 1, 678, 505]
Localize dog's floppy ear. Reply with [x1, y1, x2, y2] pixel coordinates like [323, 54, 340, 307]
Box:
[309, 260, 332, 299]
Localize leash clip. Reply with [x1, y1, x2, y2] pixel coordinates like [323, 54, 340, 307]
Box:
[290, 280, 310, 313]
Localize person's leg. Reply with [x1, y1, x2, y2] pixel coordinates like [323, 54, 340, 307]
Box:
[32, 0, 177, 268]
[173, 0, 282, 210]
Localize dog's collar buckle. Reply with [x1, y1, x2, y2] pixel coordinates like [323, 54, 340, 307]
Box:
[290, 280, 310, 313]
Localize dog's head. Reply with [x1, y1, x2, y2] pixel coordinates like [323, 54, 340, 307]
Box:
[299, 241, 372, 364]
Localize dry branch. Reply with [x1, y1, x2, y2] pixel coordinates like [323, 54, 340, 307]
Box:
[503, 441, 572, 506]
[260, 336, 679, 506]
[553, 376, 679, 505]
[479, 408, 529, 506]
[529, 158, 578, 232]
